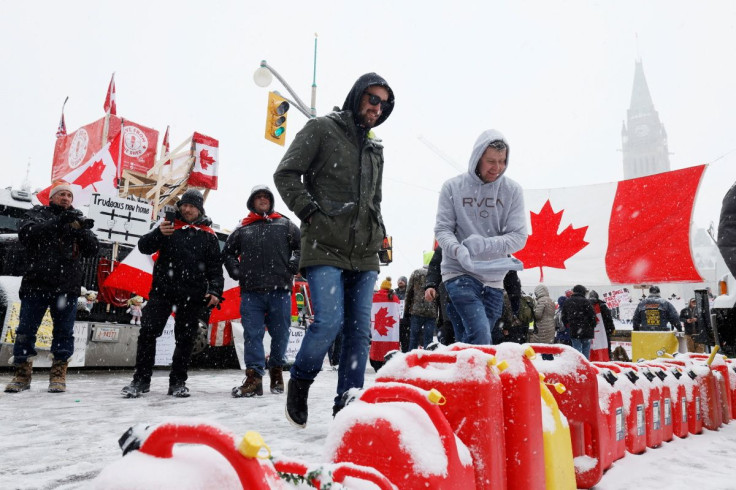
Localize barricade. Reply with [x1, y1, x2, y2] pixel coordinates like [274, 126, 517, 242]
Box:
[594, 362, 647, 454]
[326, 382, 475, 490]
[592, 364, 626, 466]
[661, 359, 703, 435]
[376, 349, 506, 489]
[613, 362, 663, 448]
[646, 361, 689, 439]
[528, 344, 606, 489]
[448, 343, 548, 490]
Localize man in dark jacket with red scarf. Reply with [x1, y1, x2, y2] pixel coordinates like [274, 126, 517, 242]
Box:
[122, 189, 223, 398]
[223, 185, 300, 398]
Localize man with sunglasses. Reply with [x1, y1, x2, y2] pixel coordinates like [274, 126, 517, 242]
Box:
[274, 73, 394, 427]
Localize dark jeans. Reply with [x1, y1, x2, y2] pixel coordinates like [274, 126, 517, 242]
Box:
[241, 290, 291, 376]
[13, 292, 77, 363]
[444, 275, 504, 345]
[133, 295, 206, 386]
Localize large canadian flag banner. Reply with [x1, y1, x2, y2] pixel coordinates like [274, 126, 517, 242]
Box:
[37, 131, 121, 207]
[188, 132, 219, 189]
[515, 164, 706, 286]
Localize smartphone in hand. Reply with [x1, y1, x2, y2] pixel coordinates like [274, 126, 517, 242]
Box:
[165, 211, 176, 225]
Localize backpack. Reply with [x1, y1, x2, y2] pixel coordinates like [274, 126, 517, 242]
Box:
[517, 295, 535, 326]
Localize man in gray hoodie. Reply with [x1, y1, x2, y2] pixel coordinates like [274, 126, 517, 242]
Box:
[434, 129, 527, 345]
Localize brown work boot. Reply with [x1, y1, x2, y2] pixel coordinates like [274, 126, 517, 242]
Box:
[269, 366, 285, 394]
[48, 359, 69, 393]
[231, 368, 263, 398]
[5, 361, 33, 393]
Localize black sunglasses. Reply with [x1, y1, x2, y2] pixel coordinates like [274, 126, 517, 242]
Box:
[364, 92, 390, 111]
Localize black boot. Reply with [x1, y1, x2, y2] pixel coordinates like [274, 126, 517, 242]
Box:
[121, 378, 151, 398]
[285, 377, 313, 428]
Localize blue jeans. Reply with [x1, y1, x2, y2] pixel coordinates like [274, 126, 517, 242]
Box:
[13, 292, 77, 363]
[571, 338, 592, 359]
[291, 266, 377, 406]
[445, 298, 465, 344]
[444, 275, 504, 345]
[241, 290, 291, 376]
[409, 315, 436, 350]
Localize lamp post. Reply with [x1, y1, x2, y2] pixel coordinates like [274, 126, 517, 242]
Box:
[253, 35, 318, 119]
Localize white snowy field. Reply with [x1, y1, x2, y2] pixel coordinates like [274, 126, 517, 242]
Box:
[1, 365, 736, 490]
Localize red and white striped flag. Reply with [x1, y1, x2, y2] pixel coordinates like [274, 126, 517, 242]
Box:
[516, 164, 707, 286]
[56, 96, 68, 138]
[161, 125, 171, 165]
[104, 73, 117, 115]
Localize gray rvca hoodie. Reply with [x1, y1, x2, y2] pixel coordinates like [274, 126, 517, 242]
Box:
[434, 129, 528, 287]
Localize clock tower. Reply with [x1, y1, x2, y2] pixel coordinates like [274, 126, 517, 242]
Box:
[621, 59, 671, 179]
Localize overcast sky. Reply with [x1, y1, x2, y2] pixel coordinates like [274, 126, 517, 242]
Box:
[2, 1, 735, 285]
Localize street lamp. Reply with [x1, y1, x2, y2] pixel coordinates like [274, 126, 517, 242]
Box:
[253, 35, 318, 119]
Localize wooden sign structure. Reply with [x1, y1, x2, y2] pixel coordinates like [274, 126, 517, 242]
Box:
[117, 135, 209, 219]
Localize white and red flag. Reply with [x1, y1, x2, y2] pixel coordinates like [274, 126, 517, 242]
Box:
[590, 302, 610, 361]
[188, 132, 219, 189]
[369, 289, 401, 362]
[104, 73, 117, 115]
[56, 97, 68, 139]
[161, 125, 171, 165]
[37, 131, 122, 207]
[516, 165, 706, 286]
[102, 234, 241, 322]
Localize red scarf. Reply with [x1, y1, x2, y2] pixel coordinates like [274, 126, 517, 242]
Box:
[240, 212, 283, 226]
[172, 219, 216, 235]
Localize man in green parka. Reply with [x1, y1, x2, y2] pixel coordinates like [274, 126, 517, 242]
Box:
[274, 72, 395, 427]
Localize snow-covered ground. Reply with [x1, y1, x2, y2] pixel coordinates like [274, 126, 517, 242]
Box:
[1, 364, 736, 489]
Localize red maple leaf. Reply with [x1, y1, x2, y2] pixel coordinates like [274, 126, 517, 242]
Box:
[72, 159, 106, 190]
[514, 200, 589, 282]
[199, 149, 215, 170]
[373, 306, 397, 336]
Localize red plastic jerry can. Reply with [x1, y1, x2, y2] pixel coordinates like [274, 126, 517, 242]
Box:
[594, 362, 647, 455]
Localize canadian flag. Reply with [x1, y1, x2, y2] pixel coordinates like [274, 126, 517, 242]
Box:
[102, 237, 241, 322]
[589, 302, 610, 362]
[188, 132, 219, 189]
[37, 131, 121, 207]
[516, 164, 706, 286]
[104, 73, 117, 115]
[161, 125, 171, 165]
[369, 289, 401, 362]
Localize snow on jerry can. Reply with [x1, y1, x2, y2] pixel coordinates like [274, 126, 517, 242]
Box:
[612, 362, 664, 449]
[449, 343, 546, 490]
[538, 376, 577, 490]
[661, 359, 704, 435]
[592, 365, 626, 468]
[647, 362, 690, 439]
[325, 382, 475, 490]
[683, 352, 733, 423]
[376, 348, 506, 490]
[272, 459, 396, 490]
[593, 362, 647, 455]
[529, 344, 606, 490]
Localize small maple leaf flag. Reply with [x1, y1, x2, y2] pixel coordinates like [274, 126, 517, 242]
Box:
[369, 288, 401, 362]
[516, 164, 706, 285]
[36, 131, 122, 207]
[188, 132, 219, 189]
[104, 73, 116, 115]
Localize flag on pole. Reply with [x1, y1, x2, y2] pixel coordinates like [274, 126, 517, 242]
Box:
[515, 164, 707, 286]
[104, 73, 117, 115]
[162, 125, 171, 165]
[188, 132, 219, 189]
[56, 97, 68, 139]
[37, 131, 122, 207]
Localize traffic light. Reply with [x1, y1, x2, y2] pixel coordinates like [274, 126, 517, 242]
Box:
[264, 91, 289, 146]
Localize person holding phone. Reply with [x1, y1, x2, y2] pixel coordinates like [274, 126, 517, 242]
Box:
[121, 189, 223, 398]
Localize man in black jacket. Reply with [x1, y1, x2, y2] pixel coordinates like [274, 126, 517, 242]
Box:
[561, 284, 597, 359]
[122, 189, 223, 398]
[224, 185, 300, 398]
[5, 181, 98, 393]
